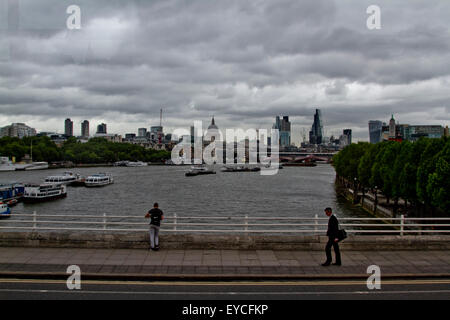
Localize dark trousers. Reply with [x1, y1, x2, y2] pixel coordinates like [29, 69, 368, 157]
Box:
[325, 237, 341, 263]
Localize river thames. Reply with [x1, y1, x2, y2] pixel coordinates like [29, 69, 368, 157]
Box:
[1, 164, 367, 223]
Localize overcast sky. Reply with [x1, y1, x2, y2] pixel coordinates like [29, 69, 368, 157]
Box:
[0, 0, 449, 143]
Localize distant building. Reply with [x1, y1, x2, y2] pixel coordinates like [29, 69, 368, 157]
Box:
[368, 120, 383, 144]
[273, 116, 291, 148]
[339, 129, 352, 147]
[150, 126, 163, 143]
[96, 123, 107, 134]
[0, 123, 37, 138]
[379, 115, 445, 142]
[81, 120, 89, 138]
[94, 133, 122, 143]
[389, 114, 396, 139]
[124, 133, 136, 140]
[309, 109, 323, 145]
[445, 126, 449, 137]
[138, 128, 147, 137]
[64, 118, 73, 137]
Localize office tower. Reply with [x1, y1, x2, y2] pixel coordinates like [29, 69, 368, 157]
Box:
[273, 116, 291, 148]
[343, 129, 352, 145]
[368, 120, 383, 144]
[64, 118, 73, 137]
[309, 109, 323, 145]
[138, 128, 147, 137]
[96, 123, 107, 134]
[81, 120, 89, 138]
[150, 126, 163, 143]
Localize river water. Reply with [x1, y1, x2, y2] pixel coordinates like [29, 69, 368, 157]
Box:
[0, 164, 368, 231]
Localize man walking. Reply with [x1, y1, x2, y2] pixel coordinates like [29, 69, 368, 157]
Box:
[145, 203, 164, 251]
[322, 207, 342, 266]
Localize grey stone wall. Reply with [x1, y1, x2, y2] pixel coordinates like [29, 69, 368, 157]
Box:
[0, 232, 449, 250]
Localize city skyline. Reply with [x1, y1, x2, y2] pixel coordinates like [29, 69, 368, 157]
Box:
[1, 0, 450, 143]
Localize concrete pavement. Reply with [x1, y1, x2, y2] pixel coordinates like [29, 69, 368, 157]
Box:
[0, 246, 449, 279]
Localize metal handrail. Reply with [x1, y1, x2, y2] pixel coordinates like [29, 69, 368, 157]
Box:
[1, 212, 450, 235]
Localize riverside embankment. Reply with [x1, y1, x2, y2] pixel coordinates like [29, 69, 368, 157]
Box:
[1, 232, 450, 251]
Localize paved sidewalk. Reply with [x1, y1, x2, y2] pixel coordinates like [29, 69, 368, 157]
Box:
[0, 247, 449, 278]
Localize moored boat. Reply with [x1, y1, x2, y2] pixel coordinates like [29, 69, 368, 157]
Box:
[126, 161, 148, 167]
[23, 183, 67, 203]
[0, 157, 16, 171]
[25, 162, 49, 170]
[0, 202, 11, 218]
[45, 172, 82, 185]
[0, 183, 24, 203]
[85, 173, 114, 187]
[185, 166, 216, 176]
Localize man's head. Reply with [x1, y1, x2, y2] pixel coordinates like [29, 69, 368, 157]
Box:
[324, 207, 332, 217]
[154, 202, 159, 208]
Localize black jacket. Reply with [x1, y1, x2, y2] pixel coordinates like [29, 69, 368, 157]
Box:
[326, 215, 339, 238]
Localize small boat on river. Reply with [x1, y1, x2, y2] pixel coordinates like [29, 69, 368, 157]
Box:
[85, 173, 114, 187]
[185, 166, 216, 177]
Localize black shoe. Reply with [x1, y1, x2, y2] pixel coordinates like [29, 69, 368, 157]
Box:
[332, 262, 341, 266]
[321, 262, 331, 266]
[150, 247, 157, 251]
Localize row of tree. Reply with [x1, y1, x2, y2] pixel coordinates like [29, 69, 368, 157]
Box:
[0, 136, 171, 164]
[333, 137, 450, 216]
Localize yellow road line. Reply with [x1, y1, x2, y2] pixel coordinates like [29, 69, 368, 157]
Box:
[1, 278, 450, 286]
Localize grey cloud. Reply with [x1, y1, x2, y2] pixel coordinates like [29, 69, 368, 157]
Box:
[1, 0, 450, 142]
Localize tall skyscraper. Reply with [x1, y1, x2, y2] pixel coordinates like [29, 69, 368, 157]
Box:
[273, 116, 291, 148]
[64, 118, 73, 137]
[309, 109, 323, 145]
[368, 120, 383, 144]
[81, 120, 89, 138]
[343, 129, 352, 145]
[96, 123, 107, 134]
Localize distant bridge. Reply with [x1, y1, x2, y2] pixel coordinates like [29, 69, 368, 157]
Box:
[261, 152, 337, 163]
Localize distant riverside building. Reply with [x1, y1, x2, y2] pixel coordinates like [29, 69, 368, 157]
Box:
[125, 133, 136, 140]
[81, 120, 89, 138]
[389, 114, 396, 139]
[0, 123, 36, 138]
[64, 118, 73, 137]
[96, 123, 107, 134]
[138, 128, 147, 137]
[273, 116, 291, 148]
[309, 109, 323, 145]
[368, 120, 383, 144]
[339, 129, 352, 147]
[94, 133, 122, 143]
[377, 114, 445, 142]
[150, 126, 163, 143]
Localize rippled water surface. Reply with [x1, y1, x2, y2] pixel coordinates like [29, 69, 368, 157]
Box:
[1, 164, 364, 221]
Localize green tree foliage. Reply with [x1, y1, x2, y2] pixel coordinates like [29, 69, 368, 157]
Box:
[0, 136, 62, 162]
[0, 136, 171, 164]
[62, 137, 171, 164]
[333, 137, 450, 216]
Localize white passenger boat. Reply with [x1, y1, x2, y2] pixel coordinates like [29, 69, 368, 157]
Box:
[24, 162, 49, 170]
[85, 173, 114, 187]
[23, 183, 67, 203]
[125, 161, 148, 167]
[45, 172, 81, 185]
[0, 157, 16, 171]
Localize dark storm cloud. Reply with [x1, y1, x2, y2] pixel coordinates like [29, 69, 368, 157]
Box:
[0, 0, 449, 141]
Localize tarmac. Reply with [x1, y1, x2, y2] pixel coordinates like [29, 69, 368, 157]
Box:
[0, 246, 449, 280]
